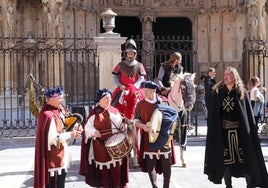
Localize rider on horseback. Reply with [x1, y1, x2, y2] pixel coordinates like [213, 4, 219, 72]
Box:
[154, 52, 195, 168]
[154, 51, 183, 97]
[111, 39, 146, 120]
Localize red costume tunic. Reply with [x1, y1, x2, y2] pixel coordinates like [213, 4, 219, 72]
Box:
[79, 106, 129, 188]
[112, 60, 146, 119]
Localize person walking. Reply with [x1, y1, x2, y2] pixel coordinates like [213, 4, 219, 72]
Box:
[204, 66, 268, 188]
[248, 76, 265, 127]
[204, 67, 216, 113]
[196, 75, 208, 119]
[34, 86, 82, 188]
[79, 88, 129, 188]
[134, 80, 177, 188]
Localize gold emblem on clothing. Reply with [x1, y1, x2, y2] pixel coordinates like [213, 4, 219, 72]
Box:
[222, 96, 235, 112]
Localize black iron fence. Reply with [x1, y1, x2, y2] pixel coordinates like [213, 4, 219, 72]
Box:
[0, 36, 97, 137]
[0, 35, 201, 137]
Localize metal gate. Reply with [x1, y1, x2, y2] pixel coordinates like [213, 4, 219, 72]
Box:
[0, 36, 97, 138]
[134, 35, 197, 79]
[0, 35, 197, 138]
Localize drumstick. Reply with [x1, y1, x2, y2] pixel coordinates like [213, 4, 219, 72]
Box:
[93, 130, 124, 140]
[100, 131, 113, 136]
[93, 128, 126, 140]
[92, 130, 113, 140]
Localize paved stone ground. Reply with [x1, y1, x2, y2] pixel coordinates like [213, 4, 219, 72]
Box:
[1, 114, 268, 188]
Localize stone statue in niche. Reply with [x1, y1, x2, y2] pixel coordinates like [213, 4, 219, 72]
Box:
[6, 6, 14, 37]
[56, 0, 64, 37]
[247, 0, 267, 40]
[256, 0, 266, 41]
[248, 15, 258, 38]
[42, 0, 51, 36]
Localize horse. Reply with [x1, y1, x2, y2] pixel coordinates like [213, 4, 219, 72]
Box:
[168, 72, 196, 167]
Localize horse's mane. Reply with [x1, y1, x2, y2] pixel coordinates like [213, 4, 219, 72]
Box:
[170, 72, 196, 87]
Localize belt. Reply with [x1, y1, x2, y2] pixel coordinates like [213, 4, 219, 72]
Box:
[222, 120, 240, 129]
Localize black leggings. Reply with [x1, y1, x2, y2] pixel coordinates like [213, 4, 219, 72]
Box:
[146, 154, 171, 188]
[46, 169, 66, 188]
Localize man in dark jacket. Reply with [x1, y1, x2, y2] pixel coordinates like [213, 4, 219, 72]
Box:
[204, 67, 216, 113]
[204, 66, 268, 188]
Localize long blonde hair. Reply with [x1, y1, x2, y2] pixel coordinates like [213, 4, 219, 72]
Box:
[213, 66, 245, 99]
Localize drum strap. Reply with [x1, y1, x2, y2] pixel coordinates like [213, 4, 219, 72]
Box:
[102, 112, 123, 133]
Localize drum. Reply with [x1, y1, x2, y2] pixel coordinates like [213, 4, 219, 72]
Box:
[165, 121, 178, 145]
[147, 108, 162, 143]
[148, 104, 178, 151]
[105, 132, 131, 160]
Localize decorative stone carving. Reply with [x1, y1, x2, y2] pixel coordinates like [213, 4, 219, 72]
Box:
[248, 14, 258, 38]
[42, 0, 65, 38]
[6, 6, 14, 37]
[1, 0, 16, 38]
[140, 7, 156, 23]
[0, 0, 15, 48]
[256, 0, 266, 41]
[246, 0, 267, 40]
[55, 0, 64, 38]
[42, 0, 51, 37]
[98, 0, 200, 7]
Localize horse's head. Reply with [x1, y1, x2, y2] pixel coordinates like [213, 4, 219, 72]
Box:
[180, 73, 196, 111]
[168, 73, 196, 112]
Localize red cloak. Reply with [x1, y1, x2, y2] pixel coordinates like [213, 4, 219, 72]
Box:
[34, 104, 60, 188]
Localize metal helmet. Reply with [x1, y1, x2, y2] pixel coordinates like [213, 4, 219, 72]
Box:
[124, 39, 137, 53]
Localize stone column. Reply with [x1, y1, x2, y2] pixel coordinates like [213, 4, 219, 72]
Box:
[94, 35, 126, 90]
[140, 7, 155, 80]
[94, 8, 127, 90]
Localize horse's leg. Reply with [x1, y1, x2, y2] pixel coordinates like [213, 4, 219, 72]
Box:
[178, 123, 186, 167]
[180, 145, 186, 167]
[178, 110, 188, 168]
[131, 122, 139, 167]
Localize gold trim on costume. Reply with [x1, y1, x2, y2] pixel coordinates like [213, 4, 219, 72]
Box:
[224, 129, 243, 164]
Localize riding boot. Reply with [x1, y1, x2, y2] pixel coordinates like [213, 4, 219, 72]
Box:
[245, 174, 252, 188]
[224, 167, 232, 188]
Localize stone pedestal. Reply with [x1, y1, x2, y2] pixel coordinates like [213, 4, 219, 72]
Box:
[94, 33, 127, 90]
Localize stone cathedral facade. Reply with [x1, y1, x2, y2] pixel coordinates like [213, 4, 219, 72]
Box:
[0, 0, 267, 85]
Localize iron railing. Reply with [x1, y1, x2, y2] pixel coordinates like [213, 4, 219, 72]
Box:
[0, 36, 97, 137]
